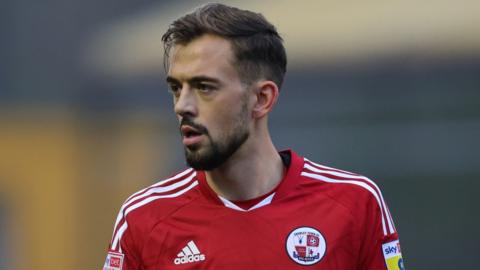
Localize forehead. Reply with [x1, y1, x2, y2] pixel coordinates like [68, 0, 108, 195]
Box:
[168, 34, 239, 81]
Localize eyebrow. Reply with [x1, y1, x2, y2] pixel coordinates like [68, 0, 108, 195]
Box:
[166, 75, 221, 85]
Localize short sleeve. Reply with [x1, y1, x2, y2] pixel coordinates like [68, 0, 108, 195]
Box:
[358, 187, 405, 270]
[103, 212, 142, 270]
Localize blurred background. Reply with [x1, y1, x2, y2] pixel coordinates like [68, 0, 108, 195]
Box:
[1, 0, 479, 269]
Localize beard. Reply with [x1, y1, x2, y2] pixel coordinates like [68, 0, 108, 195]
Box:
[181, 101, 249, 171]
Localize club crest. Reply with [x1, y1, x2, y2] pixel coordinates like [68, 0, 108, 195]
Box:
[285, 227, 326, 265]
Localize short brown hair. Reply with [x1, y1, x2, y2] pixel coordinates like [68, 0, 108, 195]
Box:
[162, 3, 287, 89]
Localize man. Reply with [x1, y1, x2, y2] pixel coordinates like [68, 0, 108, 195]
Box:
[103, 3, 404, 270]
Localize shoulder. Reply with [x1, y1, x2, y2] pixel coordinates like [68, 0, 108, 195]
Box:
[300, 158, 381, 201]
[109, 168, 200, 251]
[114, 168, 200, 232]
[123, 168, 199, 221]
[299, 156, 396, 236]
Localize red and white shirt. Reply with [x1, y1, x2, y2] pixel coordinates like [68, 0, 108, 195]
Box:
[103, 150, 404, 270]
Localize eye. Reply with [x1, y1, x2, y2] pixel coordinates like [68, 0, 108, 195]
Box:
[196, 83, 215, 93]
[168, 83, 181, 96]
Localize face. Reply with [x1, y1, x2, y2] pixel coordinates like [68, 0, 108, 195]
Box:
[166, 34, 251, 170]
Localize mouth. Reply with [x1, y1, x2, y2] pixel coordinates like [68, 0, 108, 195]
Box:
[181, 125, 204, 146]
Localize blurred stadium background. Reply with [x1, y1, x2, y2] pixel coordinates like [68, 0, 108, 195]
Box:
[1, 0, 479, 269]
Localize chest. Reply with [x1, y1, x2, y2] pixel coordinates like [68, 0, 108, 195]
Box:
[141, 197, 361, 270]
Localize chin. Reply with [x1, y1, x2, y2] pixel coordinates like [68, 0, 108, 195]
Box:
[185, 147, 224, 171]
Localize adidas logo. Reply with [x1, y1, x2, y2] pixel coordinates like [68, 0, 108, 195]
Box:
[173, 240, 206, 265]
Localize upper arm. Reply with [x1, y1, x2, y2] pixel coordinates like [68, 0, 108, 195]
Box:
[103, 210, 142, 270]
[357, 189, 404, 270]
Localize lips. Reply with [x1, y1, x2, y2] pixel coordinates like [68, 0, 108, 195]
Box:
[181, 126, 201, 137]
[181, 125, 204, 146]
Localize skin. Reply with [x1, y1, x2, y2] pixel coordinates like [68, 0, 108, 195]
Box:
[166, 34, 284, 201]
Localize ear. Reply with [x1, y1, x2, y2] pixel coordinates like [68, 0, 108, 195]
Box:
[251, 80, 280, 119]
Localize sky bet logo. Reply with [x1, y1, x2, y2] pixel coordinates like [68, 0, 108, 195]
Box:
[384, 241, 401, 256]
[382, 240, 404, 270]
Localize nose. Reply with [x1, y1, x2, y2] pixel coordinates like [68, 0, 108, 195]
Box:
[174, 87, 198, 119]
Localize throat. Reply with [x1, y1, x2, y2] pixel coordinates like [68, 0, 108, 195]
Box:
[228, 164, 287, 210]
[204, 145, 289, 203]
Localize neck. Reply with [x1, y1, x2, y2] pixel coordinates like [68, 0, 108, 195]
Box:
[204, 129, 284, 201]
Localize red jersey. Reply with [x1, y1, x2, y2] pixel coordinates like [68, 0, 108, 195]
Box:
[103, 150, 404, 270]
